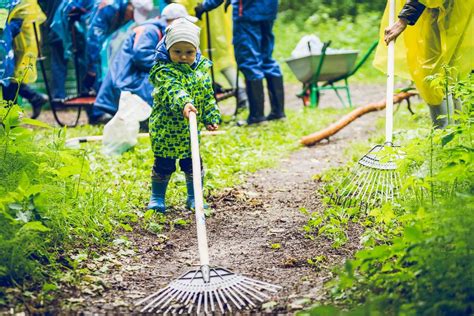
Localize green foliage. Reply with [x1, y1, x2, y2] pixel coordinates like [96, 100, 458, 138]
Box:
[279, 0, 387, 23]
[302, 75, 474, 314]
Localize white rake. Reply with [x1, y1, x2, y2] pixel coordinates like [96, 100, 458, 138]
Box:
[334, 0, 403, 209]
[136, 112, 281, 314]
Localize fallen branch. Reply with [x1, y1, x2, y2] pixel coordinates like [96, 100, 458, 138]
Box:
[300, 92, 417, 146]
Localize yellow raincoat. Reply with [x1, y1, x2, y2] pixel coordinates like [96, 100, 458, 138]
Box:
[374, 0, 474, 105]
[173, 0, 235, 87]
[8, 0, 46, 83]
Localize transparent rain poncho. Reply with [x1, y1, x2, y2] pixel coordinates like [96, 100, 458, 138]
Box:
[374, 0, 474, 105]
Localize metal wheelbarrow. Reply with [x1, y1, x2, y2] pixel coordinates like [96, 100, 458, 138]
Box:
[285, 40, 378, 108]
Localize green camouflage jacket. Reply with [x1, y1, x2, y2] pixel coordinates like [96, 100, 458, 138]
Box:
[148, 57, 221, 159]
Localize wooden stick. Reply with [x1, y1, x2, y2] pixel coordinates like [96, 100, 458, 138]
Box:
[300, 92, 417, 146]
[65, 130, 226, 146]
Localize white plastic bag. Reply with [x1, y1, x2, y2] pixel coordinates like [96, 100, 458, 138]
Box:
[291, 35, 324, 58]
[102, 91, 151, 156]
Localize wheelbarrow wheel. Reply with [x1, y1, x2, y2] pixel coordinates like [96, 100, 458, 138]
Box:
[302, 88, 320, 107]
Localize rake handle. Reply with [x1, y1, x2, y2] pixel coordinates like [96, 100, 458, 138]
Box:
[189, 112, 210, 266]
[386, 0, 396, 144]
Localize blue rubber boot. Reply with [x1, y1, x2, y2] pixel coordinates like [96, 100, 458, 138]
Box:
[147, 175, 170, 213]
[185, 173, 208, 210]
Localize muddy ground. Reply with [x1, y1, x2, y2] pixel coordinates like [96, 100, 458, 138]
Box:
[24, 83, 393, 314]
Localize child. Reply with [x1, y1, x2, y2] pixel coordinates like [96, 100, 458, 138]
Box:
[147, 18, 221, 213]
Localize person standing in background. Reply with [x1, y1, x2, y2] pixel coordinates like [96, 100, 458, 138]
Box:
[375, 0, 473, 129]
[195, 0, 285, 125]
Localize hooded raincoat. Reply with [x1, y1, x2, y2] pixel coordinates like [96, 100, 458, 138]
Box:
[374, 0, 474, 105]
[93, 18, 166, 114]
[148, 38, 221, 159]
[8, 0, 46, 83]
[85, 0, 130, 74]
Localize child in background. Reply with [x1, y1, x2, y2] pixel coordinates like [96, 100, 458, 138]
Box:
[147, 17, 220, 213]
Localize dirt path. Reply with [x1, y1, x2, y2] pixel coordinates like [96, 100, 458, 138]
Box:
[59, 84, 384, 314]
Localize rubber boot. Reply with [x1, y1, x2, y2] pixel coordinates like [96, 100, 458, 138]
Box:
[236, 87, 249, 113]
[185, 173, 208, 210]
[265, 75, 286, 121]
[245, 79, 266, 125]
[147, 175, 171, 213]
[19, 84, 48, 119]
[429, 96, 454, 129]
[221, 66, 248, 113]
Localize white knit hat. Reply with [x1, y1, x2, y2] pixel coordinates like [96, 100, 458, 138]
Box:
[130, 0, 153, 24]
[165, 18, 201, 49]
[161, 3, 198, 23]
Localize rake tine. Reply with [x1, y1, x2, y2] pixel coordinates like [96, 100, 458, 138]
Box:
[212, 289, 225, 313]
[240, 282, 276, 299]
[235, 282, 268, 301]
[160, 288, 184, 313]
[229, 284, 256, 307]
[241, 277, 282, 291]
[226, 285, 248, 307]
[136, 286, 169, 307]
[216, 289, 233, 308]
[150, 288, 180, 312]
[204, 290, 209, 314]
[366, 170, 381, 207]
[197, 292, 203, 315]
[140, 287, 173, 312]
[352, 167, 374, 198]
[187, 292, 198, 314]
[379, 171, 386, 203]
[358, 168, 377, 204]
[386, 171, 393, 201]
[345, 168, 370, 205]
[183, 289, 195, 306]
[208, 289, 215, 313]
[239, 281, 271, 299]
[221, 287, 242, 309]
[341, 165, 366, 199]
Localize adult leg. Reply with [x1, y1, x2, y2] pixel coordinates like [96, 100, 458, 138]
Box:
[148, 157, 176, 212]
[221, 66, 248, 111]
[88, 70, 119, 124]
[18, 84, 48, 119]
[261, 20, 285, 120]
[50, 40, 68, 100]
[233, 20, 266, 125]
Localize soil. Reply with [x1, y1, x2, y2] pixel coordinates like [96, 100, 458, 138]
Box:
[24, 83, 388, 314]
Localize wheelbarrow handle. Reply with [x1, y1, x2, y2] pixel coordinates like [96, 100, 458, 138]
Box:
[189, 111, 210, 266]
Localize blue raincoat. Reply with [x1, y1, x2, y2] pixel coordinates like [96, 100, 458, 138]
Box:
[85, 0, 130, 75]
[202, 0, 281, 80]
[93, 18, 166, 115]
[0, 0, 20, 88]
[50, 0, 96, 59]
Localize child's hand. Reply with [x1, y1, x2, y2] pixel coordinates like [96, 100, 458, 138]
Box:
[206, 124, 219, 131]
[183, 103, 197, 119]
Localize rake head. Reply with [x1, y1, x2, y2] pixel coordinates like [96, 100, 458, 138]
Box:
[333, 144, 403, 208]
[136, 265, 281, 314]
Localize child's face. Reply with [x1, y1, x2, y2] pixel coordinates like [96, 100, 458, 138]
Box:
[169, 42, 197, 66]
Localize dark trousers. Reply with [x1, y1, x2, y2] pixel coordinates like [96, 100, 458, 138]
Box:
[152, 156, 203, 178]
